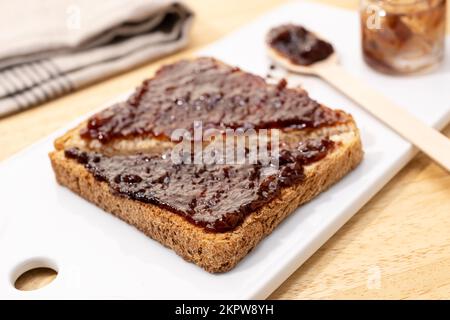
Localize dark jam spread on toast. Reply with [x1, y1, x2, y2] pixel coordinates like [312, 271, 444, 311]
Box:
[80, 58, 346, 143]
[68, 58, 347, 232]
[65, 138, 334, 232]
[267, 24, 334, 66]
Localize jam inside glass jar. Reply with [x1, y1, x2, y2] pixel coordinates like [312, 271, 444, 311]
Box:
[360, 0, 446, 74]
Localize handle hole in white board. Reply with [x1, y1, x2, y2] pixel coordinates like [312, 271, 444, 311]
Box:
[11, 257, 58, 291]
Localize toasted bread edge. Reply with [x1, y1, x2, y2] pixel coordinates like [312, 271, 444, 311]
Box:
[49, 120, 363, 273]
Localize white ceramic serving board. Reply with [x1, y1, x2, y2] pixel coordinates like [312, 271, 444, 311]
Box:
[1, 1, 449, 299]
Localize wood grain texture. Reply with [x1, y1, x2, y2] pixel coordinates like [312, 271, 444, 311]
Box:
[14, 268, 57, 292]
[3, 0, 450, 299]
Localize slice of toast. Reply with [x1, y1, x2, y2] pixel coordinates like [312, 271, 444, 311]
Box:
[49, 57, 363, 272]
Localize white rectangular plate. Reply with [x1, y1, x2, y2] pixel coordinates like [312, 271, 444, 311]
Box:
[1, 1, 449, 299]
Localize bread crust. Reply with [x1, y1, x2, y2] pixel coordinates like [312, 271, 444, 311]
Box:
[49, 122, 363, 272]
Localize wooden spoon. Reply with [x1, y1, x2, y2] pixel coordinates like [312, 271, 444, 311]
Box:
[267, 45, 450, 172]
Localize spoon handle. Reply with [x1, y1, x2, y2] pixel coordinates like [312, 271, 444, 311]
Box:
[315, 64, 450, 172]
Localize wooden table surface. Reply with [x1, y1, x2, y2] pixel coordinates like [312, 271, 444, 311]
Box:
[3, 0, 450, 299]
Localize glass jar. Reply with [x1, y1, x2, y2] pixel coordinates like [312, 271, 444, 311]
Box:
[360, 0, 446, 74]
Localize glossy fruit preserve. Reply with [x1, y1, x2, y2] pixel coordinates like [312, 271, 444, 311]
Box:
[66, 58, 345, 232]
[80, 58, 345, 143]
[267, 24, 334, 66]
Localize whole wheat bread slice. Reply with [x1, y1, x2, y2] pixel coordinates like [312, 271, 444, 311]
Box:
[49, 58, 363, 273]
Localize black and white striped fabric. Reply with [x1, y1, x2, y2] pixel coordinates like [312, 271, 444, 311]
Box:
[0, 0, 193, 117]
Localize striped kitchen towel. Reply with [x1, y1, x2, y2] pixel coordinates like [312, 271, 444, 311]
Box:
[0, 0, 193, 117]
